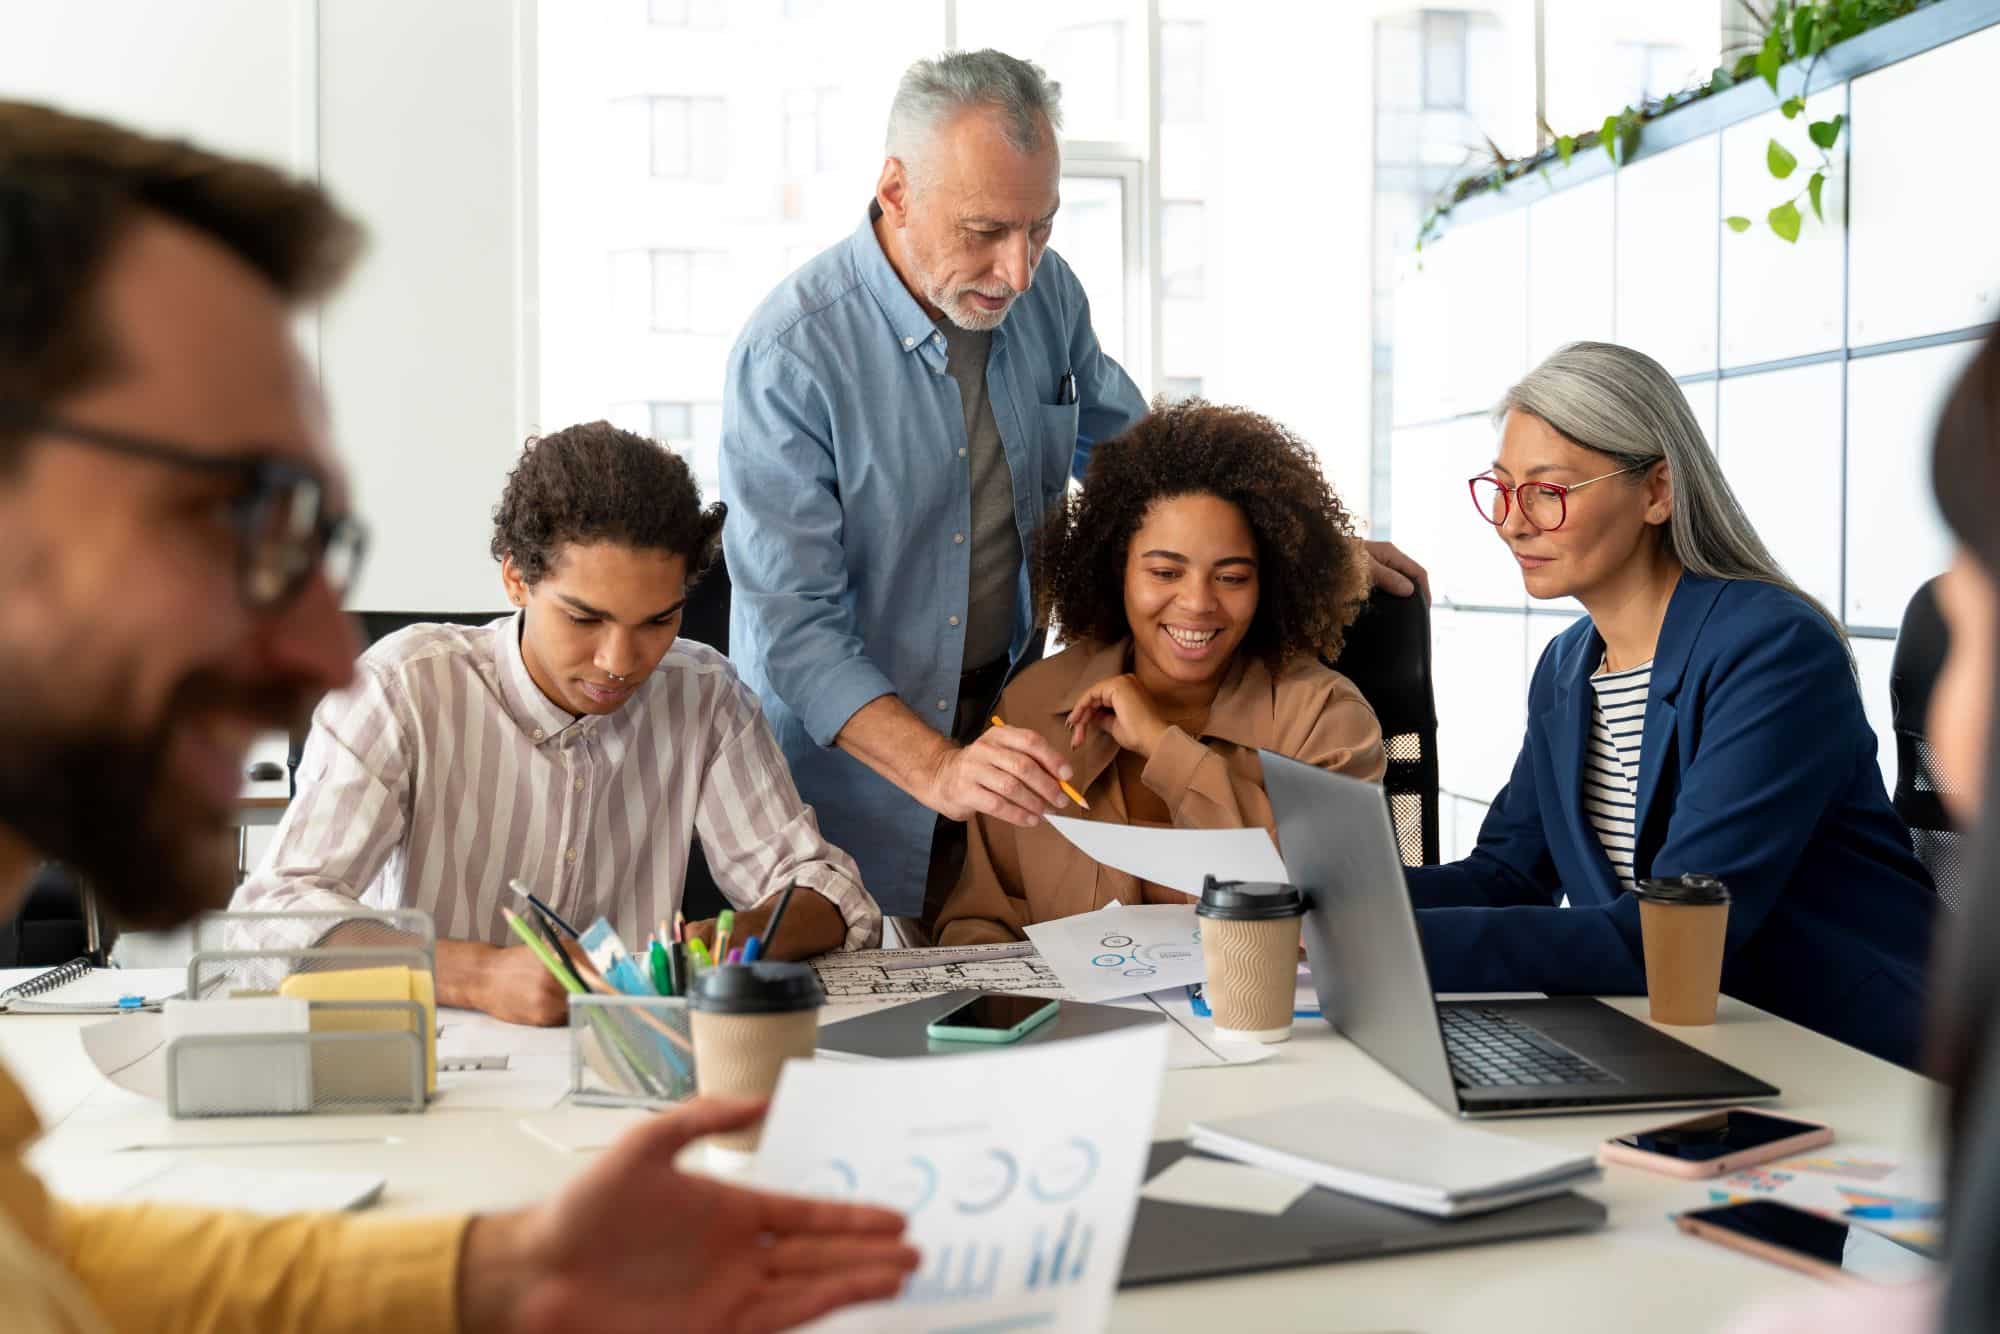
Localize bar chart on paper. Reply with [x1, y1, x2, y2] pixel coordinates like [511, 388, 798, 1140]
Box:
[752, 1026, 1168, 1333]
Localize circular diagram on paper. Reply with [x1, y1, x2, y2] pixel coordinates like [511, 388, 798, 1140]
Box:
[1029, 1138, 1099, 1203]
[953, 1149, 1018, 1214]
[880, 1156, 938, 1215]
[801, 1159, 858, 1199]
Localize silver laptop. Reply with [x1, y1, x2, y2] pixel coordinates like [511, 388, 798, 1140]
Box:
[1262, 752, 1777, 1117]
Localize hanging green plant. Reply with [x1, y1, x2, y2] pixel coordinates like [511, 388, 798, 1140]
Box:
[1413, 0, 1936, 255]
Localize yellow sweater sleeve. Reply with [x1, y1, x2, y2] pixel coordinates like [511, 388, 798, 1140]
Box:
[54, 1201, 465, 1334]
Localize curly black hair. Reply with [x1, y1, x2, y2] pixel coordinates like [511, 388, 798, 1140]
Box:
[490, 421, 725, 585]
[1034, 399, 1369, 667]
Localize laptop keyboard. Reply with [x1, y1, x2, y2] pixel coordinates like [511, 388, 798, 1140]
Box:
[1440, 1006, 1620, 1088]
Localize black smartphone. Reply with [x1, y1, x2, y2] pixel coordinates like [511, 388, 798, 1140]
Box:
[1678, 1200, 1937, 1284]
[1604, 1108, 1832, 1177]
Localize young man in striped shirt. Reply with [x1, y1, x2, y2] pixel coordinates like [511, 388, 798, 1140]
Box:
[233, 422, 880, 1025]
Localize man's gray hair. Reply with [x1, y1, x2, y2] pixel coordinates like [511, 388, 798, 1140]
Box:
[886, 49, 1063, 175]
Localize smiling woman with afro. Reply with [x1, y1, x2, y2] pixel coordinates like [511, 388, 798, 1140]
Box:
[934, 398, 1387, 947]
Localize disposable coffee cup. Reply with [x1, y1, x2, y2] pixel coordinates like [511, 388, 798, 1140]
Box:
[1633, 875, 1731, 1026]
[689, 962, 823, 1152]
[1196, 876, 1306, 1043]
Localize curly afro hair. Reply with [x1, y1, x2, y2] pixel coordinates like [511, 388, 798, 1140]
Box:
[490, 421, 725, 585]
[1034, 399, 1369, 667]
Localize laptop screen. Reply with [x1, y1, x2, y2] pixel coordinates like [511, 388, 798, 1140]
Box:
[1262, 752, 1463, 1115]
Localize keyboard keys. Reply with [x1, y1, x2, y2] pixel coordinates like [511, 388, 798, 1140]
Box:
[1440, 1007, 1619, 1089]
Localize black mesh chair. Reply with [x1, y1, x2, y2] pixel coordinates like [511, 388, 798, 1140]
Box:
[1324, 587, 1441, 867]
[1890, 576, 1964, 910]
[675, 553, 731, 919]
[0, 864, 95, 967]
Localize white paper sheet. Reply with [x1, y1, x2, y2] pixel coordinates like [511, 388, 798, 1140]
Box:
[1140, 1156, 1312, 1217]
[1043, 815, 1288, 895]
[754, 1024, 1169, 1333]
[1023, 903, 1206, 1002]
[1702, 1143, 1943, 1247]
[1123, 988, 1278, 1070]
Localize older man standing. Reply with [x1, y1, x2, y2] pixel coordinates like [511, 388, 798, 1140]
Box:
[723, 50, 1425, 929]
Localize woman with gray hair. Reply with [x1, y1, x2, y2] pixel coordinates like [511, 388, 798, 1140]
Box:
[1404, 340, 1936, 1067]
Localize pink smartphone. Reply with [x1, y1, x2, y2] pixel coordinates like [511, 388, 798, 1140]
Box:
[1677, 1200, 1936, 1285]
[1599, 1107, 1833, 1179]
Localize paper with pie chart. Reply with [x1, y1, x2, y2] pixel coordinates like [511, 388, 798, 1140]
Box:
[1023, 901, 1208, 1002]
[753, 1024, 1169, 1333]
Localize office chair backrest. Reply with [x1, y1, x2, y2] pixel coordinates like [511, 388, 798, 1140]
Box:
[1891, 576, 1964, 910]
[1323, 588, 1441, 867]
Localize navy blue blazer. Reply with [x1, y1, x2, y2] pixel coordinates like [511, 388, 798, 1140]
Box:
[1407, 575, 1938, 1068]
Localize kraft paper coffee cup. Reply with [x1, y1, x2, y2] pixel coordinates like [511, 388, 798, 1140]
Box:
[689, 962, 823, 1152]
[1197, 876, 1306, 1043]
[1634, 875, 1731, 1026]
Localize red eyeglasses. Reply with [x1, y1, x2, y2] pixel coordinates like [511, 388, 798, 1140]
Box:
[1467, 464, 1647, 532]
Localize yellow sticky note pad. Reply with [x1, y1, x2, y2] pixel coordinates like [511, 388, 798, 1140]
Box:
[279, 965, 437, 1097]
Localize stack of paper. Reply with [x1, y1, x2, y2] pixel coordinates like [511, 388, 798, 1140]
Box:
[1188, 1097, 1598, 1217]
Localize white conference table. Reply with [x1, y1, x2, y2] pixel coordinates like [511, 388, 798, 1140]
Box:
[0, 994, 1939, 1334]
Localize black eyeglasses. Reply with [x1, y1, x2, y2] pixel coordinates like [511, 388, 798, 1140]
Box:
[0, 404, 368, 612]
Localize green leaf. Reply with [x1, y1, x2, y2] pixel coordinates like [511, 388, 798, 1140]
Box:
[1768, 200, 1802, 244]
[1808, 114, 1845, 150]
[1757, 33, 1784, 92]
[1725, 215, 1753, 233]
[1808, 171, 1826, 221]
[1600, 113, 1622, 163]
[1710, 64, 1736, 91]
[1555, 134, 1575, 167]
[1791, 7, 1816, 57]
[1780, 95, 1805, 119]
[1767, 138, 1798, 179]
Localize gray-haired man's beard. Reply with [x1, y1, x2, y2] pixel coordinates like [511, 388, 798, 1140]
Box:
[0, 669, 314, 930]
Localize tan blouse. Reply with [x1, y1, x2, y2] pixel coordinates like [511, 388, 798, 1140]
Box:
[934, 638, 1387, 945]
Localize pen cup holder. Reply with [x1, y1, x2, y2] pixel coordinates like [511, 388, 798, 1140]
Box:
[569, 994, 697, 1108]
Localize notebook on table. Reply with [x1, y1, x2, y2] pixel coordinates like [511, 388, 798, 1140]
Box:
[0, 960, 187, 1014]
[1187, 1096, 1598, 1217]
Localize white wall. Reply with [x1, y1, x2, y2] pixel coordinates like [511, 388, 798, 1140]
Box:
[1210, 3, 1378, 519]
[1391, 19, 2000, 815]
[0, 0, 529, 613]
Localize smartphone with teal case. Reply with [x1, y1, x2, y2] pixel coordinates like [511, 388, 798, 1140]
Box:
[925, 993, 1060, 1043]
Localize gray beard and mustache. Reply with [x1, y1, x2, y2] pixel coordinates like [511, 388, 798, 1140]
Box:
[0, 667, 315, 931]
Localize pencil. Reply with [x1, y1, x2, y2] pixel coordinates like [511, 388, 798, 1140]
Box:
[990, 715, 1090, 810]
[508, 879, 582, 940]
[502, 907, 584, 995]
[761, 883, 799, 957]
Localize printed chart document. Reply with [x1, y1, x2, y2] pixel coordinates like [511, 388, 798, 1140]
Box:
[1704, 1143, 1943, 1248]
[1043, 815, 1288, 896]
[1024, 902, 1205, 1003]
[755, 1024, 1169, 1333]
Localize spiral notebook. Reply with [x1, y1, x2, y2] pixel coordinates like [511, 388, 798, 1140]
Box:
[0, 959, 187, 1014]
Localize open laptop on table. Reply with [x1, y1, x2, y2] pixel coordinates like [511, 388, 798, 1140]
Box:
[1262, 752, 1777, 1117]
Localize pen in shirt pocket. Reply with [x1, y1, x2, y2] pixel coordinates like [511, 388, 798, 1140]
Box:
[1057, 369, 1077, 405]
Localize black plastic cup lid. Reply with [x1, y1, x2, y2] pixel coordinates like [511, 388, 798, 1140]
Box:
[690, 961, 825, 1014]
[1195, 876, 1306, 920]
[1634, 874, 1731, 906]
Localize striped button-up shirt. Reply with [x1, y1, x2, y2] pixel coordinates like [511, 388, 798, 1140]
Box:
[231, 614, 880, 953]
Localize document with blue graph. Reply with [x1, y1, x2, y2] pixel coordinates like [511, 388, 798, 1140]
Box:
[753, 1023, 1170, 1332]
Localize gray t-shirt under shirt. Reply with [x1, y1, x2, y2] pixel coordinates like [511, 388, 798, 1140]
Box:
[939, 321, 1022, 673]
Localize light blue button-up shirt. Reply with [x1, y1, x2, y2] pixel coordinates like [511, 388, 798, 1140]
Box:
[721, 206, 1147, 916]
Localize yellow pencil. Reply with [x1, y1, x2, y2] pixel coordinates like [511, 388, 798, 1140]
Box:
[990, 715, 1090, 810]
